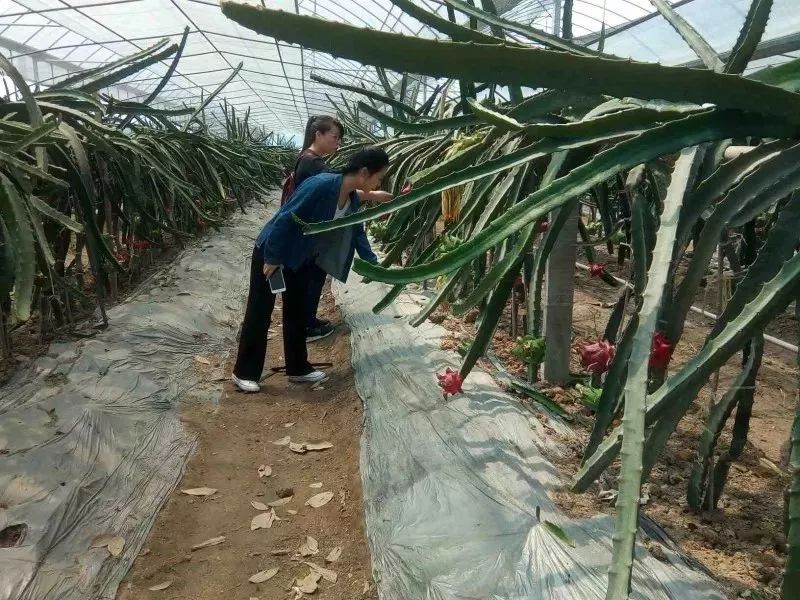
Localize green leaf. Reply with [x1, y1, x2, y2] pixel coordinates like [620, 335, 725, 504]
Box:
[184, 63, 243, 132]
[353, 111, 794, 285]
[311, 72, 419, 118]
[750, 57, 800, 92]
[220, 3, 800, 124]
[467, 98, 523, 130]
[52, 39, 170, 90]
[0, 173, 36, 320]
[666, 142, 800, 344]
[360, 101, 478, 134]
[142, 27, 189, 104]
[649, 0, 723, 71]
[606, 147, 697, 599]
[725, 0, 773, 75]
[6, 121, 58, 154]
[389, 0, 505, 45]
[0, 50, 47, 169]
[79, 44, 179, 94]
[29, 196, 84, 233]
[306, 116, 671, 236]
[108, 102, 194, 117]
[542, 520, 577, 548]
[687, 335, 763, 509]
[443, 0, 605, 57]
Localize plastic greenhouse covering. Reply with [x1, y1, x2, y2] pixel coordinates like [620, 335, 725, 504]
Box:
[3, 1, 800, 599]
[0, 0, 798, 137]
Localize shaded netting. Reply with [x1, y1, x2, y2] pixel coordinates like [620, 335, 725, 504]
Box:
[1, 0, 797, 136]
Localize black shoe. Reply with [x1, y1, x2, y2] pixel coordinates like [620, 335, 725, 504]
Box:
[306, 323, 335, 342]
[310, 317, 330, 328]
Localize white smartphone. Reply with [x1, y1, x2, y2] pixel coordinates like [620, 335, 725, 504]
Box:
[268, 267, 286, 294]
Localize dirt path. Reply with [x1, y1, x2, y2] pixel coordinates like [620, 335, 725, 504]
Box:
[117, 295, 376, 600]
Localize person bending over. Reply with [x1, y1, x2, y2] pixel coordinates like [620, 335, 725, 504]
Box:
[288, 115, 391, 342]
[231, 146, 391, 393]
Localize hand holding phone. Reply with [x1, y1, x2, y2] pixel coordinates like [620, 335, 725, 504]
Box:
[267, 265, 286, 294]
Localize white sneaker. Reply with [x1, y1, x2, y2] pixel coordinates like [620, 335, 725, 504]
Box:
[288, 370, 329, 384]
[232, 374, 260, 393]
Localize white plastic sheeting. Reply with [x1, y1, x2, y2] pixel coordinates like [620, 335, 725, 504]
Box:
[2, 0, 798, 135]
[0, 202, 271, 600]
[336, 277, 727, 599]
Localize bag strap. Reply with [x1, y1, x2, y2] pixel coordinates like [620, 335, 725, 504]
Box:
[292, 149, 320, 178]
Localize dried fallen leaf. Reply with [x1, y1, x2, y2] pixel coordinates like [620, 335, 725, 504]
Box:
[270, 548, 291, 556]
[299, 535, 319, 557]
[284, 422, 295, 428]
[309, 482, 323, 489]
[305, 561, 338, 583]
[250, 509, 277, 530]
[257, 465, 272, 478]
[296, 571, 322, 594]
[289, 442, 307, 454]
[305, 441, 333, 452]
[287, 509, 298, 515]
[181, 487, 217, 497]
[362, 581, 371, 595]
[248, 567, 279, 583]
[272, 436, 291, 446]
[325, 547, 342, 563]
[268, 496, 293, 507]
[91, 534, 125, 557]
[191, 536, 225, 551]
[251, 501, 269, 511]
[148, 581, 173, 591]
[90, 534, 116, 549]
[107, 536, 125, 557]
[305, 491, 334, 508]
[194, 356, 212, 366]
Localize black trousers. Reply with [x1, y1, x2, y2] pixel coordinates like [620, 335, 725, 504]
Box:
[233, 246, 313, 380]
[305, 262, 328, 327]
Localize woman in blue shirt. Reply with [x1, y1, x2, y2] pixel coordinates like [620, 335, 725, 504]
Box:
[232, 146, 390, 393]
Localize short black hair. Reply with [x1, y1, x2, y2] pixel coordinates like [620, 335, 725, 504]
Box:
[342, 146, 390, 175]
[302, 115, 345, 150]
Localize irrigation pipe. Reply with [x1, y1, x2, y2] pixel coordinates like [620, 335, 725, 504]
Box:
[574, 261, 799, 353]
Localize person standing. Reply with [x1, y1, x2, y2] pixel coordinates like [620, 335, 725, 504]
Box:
[231, 147, 391, 393]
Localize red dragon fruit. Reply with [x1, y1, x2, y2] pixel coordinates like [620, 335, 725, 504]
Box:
[401, 182, 413, 194]
[589, 263, 606, 278]
[436, 368, 464, 399]
[579, 340, 616, 374]
[113, 250, 130, 264]
[538, 221, 549, 233]
[649, 331, 674, 369]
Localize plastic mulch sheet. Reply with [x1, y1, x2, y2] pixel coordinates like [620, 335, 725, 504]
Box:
[335, 277, 727, 600]
[0, 202, 272, 600]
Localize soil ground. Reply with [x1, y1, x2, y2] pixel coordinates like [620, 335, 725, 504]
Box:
[438, 257, 796, 599]
[116, 292, 377, 600]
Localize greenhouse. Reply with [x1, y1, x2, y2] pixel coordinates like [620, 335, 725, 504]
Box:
[2, 0, 800, 599]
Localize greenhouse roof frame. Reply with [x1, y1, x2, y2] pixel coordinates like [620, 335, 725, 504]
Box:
[0, 0, 798, 137]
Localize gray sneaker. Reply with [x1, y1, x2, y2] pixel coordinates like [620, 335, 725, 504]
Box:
[288, 370, 329, 384]
[306, 323, 335, 342]
[232, 374, 260, 393]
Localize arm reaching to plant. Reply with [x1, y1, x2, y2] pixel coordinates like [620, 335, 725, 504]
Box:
[358, 189, 393, 205]
[354, 224, 379, 264]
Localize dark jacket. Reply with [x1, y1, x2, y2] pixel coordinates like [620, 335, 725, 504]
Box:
[256, 172, 378, 281]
